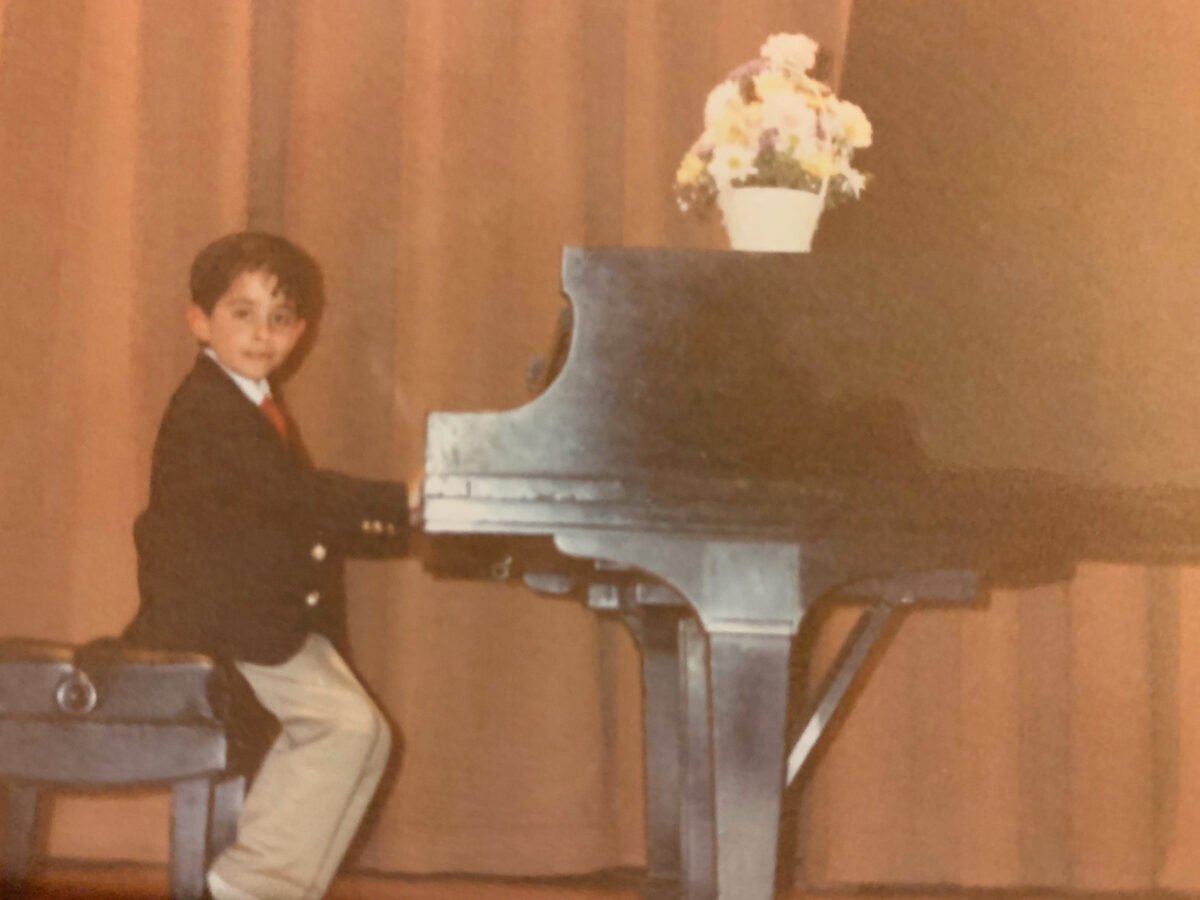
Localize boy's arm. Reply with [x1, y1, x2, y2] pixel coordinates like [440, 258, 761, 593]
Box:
[259, 463, 410, 554]
[168, 414, 410, 554]
[304, 469, 410, 556]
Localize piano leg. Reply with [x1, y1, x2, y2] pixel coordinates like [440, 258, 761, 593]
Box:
[679, 615, 716, 899]
[557, 533, 803, 900]
[622, 601, 684, 897]
[707, 630, 793, 900]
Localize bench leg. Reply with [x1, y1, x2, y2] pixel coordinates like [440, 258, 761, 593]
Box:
[208, 773, 244, 860]
[170, 776, 210, 900]
[3, 783, 40, 893]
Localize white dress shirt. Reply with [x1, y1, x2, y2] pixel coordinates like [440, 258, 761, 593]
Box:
[203, 346, 271, 405]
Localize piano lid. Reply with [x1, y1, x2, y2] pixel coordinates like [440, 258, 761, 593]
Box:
[425, 247, 1200, 492]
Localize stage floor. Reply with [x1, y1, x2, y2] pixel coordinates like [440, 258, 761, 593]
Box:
[19, 863, 1200, 899]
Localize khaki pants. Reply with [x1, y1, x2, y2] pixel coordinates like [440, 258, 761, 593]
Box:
[207, 634, 392, 900]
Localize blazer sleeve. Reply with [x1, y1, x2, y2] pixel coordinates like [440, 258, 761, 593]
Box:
[158, 397, 410, 555]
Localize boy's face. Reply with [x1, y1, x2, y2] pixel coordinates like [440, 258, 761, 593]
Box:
[186, 269, 307, 382]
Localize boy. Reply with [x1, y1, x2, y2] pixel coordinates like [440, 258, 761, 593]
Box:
[124, 231, 409, 900]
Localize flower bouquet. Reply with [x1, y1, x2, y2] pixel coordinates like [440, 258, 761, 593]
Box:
[675, 33, 872, 251]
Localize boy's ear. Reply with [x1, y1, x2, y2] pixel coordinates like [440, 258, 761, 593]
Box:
[185, 304, 211, 343]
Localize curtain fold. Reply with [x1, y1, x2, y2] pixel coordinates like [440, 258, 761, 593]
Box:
[3, 0, 1200, 891]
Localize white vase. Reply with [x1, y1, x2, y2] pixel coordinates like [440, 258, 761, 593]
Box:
[718, 186, 824, 253]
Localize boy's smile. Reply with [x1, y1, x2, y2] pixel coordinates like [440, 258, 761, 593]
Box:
[186, 269, 307, 382]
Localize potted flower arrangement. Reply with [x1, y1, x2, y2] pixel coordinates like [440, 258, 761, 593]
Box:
[675, 32, 872, 252]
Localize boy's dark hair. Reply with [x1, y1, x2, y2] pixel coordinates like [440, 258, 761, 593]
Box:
[190, 231, 324, 319]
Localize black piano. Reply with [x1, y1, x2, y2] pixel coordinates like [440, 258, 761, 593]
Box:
[419, 247, 1200, 899]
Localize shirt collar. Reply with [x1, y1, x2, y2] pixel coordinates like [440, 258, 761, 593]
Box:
[203, 347, 271, 406]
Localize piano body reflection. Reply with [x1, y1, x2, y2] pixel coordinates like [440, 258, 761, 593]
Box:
[420, 248, 1200, 899]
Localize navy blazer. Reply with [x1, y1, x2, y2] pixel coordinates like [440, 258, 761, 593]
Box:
[124, 353, 408, 666]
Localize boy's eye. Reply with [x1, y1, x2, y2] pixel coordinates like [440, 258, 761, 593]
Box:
[271, 311, 296, 327]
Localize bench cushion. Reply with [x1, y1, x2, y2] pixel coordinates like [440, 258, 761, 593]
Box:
[0, 639, 224, 721]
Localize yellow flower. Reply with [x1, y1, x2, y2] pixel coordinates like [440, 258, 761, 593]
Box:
[713, 102, 762, 146]
[799, 151, 839, 180]
[790, 74, 829, 108]
[676, 152, 706, 185]
[713, 108, 740, 144]
[752, 71, 791, 98]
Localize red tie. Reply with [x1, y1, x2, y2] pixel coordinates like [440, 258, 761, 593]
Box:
[260, 395, 288, 440]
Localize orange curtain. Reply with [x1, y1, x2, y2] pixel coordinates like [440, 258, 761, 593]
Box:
[5, 0, 1200, 892]
[800, 570, 1186, 890]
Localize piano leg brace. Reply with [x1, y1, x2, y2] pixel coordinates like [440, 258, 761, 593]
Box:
[785, 595, 903, 785]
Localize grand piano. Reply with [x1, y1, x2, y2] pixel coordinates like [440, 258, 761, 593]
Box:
[419, 247, 1200, 899]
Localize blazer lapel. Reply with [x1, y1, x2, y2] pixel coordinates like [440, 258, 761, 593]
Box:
[191, 354, 296, 453]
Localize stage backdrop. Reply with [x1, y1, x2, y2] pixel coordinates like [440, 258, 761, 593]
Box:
[3, 0, 1200, 892]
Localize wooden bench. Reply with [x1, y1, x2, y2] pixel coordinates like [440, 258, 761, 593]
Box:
[0, 638, 243, 898]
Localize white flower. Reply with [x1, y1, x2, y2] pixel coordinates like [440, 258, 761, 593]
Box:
[760, 33, 819, 75]
[830, 99, 873, 148]
[761, 91, 818, 142]
[704, 80, 742, 128]
[708, 143, 758, 188]
[839, 166, 867, 196]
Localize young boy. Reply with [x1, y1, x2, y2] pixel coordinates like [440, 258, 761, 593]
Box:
[123, 231, 409, 900]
